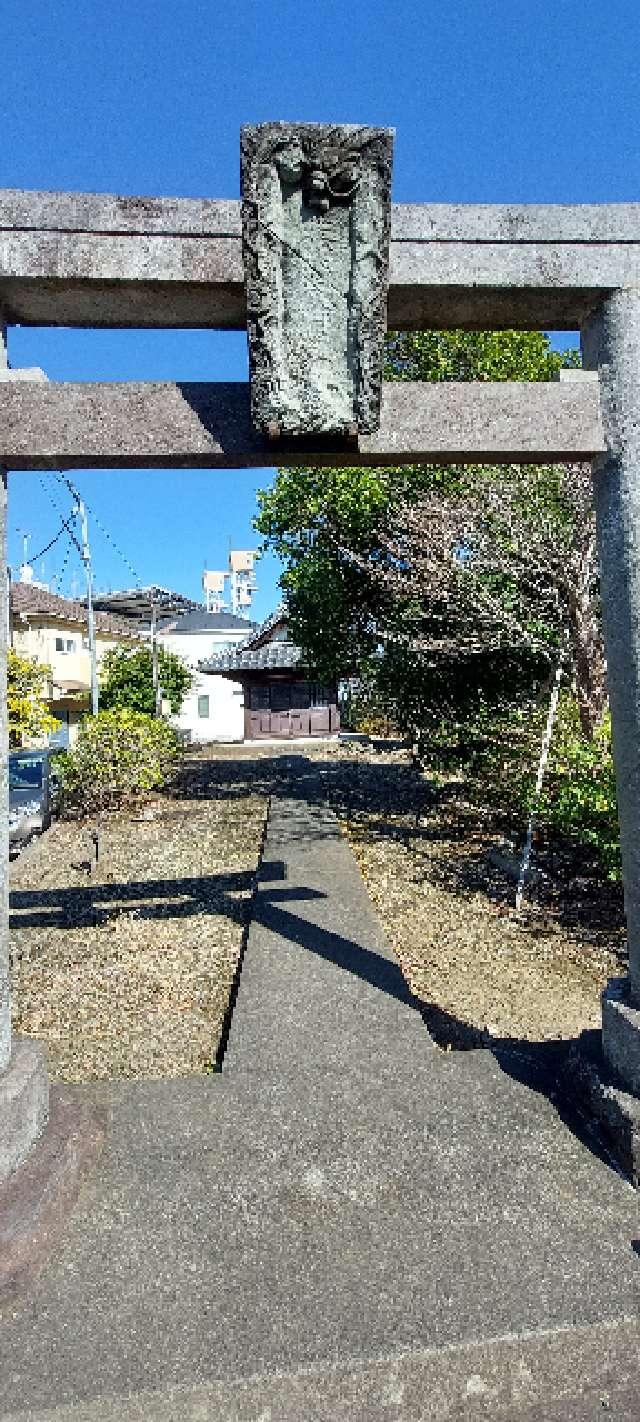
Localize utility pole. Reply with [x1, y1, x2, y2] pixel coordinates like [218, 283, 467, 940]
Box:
[18, 530, 31, 580]
[77, 497, 99, 716]
[59, 475, 99, 715]
[150, 597, 161, 717]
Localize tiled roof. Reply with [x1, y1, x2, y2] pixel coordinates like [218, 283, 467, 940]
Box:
[244, 603, 288, 650]
[11, 582, 141, 639]
[200, 640, 303, 675]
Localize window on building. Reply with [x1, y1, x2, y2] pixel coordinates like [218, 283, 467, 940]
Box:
[55, 637, 64, 652]
[197, 695, 210, 719]
[270, 683, 292, 713]
[249, 685, 269, 711]
[55, 636, 76, 654]
[311, 684, 332, 708]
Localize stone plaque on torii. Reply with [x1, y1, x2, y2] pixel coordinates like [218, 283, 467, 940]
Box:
[241, 122, 393, 439]
[1, 123, 640, 1198]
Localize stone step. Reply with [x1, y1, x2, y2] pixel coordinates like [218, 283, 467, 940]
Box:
[1, 1067, 637, 1417]
[2, 1315, 639, 1420]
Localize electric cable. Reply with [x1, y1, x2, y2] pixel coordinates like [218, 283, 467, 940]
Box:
[29, 514, 79, 565]
[51, 471, 142, 587]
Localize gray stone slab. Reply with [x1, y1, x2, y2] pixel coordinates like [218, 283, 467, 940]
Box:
[4, 190, 640, 241]
[602, 978, 640, 1098]
[0, 379, 605, 471]
[3, 189, 640, 329]
[562, 1029, 640, 1186]
[1, 773, 639, 1419]
[0, 1086, 104, 1304]
[2, 1317, 639, 1421]
[241, 123, 393, 436]
[0, 189, 243, 235]
[0, 1060, 638, 1418]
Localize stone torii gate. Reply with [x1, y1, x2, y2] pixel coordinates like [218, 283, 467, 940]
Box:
[1, 123, 640, 1188]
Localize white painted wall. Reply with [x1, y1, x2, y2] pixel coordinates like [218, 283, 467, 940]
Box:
[158, 627, 249, 743]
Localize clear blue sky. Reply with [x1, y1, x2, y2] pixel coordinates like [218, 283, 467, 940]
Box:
[3, 0, 639, 618]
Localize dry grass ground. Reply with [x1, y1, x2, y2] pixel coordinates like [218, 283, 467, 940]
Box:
[9, 753, 268, 1081]
[307, 744, 627, 1049]
[9, 740, 627, 1084]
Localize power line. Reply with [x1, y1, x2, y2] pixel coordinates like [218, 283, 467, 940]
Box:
[30, 514, 79, 565]
[50, 471, 142, 587]
[39, 473, 67, 522]
[48, 474, 99, 712]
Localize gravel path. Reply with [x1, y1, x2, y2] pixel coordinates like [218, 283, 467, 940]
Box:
[9, 754, 268, 1081]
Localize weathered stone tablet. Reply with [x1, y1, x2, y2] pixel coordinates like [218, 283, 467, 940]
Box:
[241, 122, 393, 437]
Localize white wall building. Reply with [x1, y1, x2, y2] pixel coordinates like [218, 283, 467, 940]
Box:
[157, 608, 255, 743]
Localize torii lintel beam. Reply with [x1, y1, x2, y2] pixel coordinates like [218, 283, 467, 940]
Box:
[2, 190, 640, 330]
[0, 379, 604, 470]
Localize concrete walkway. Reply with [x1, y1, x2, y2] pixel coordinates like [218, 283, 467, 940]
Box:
[1, 761, 639, 1420]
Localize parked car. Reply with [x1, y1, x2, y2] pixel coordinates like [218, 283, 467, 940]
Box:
[9, 749, 54, 853]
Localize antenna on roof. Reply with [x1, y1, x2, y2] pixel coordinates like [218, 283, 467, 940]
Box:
[17, 530, 33, 584]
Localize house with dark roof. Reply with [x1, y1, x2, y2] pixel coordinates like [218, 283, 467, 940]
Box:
[199, 607, 340, 741]
[157, 606, 256, 743]
[10, 579, 144, 746]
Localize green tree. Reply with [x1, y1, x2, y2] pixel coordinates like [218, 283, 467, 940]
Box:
[255, 330, 597, 740]
[100, 644, 192, 717]
[7, 648, 59, 746]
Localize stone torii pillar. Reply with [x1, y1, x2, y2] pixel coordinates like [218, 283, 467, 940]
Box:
[583, 293, 640, 1132]
[0, 323, 50, 1186]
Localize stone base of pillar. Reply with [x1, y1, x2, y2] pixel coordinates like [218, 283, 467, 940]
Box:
[561, 1024, 640, 1187]
[602, 976, 640, 1096]
[0, 1083, 105, 1305]
[0, 1034, 49, 1185]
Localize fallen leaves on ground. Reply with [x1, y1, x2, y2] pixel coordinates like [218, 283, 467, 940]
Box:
[10, 754, 268, 1081]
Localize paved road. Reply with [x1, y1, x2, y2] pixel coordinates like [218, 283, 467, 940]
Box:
[1, 759, 639, 1419]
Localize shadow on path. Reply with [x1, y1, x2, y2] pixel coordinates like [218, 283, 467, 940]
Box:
[420, 999, 628, 1180]
[11, 870, 415, 1012]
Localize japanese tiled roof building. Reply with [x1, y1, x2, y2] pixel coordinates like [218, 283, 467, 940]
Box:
[200, 607, 339, 741]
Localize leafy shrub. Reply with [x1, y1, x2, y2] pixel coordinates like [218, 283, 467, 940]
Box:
[537, 696, 620, 878]
[342, 681, 400, 738]
[57, 709, 181, 815]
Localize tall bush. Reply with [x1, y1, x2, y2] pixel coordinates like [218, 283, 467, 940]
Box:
[8, 648, 59, 746]
[57, 709, 181, 815]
